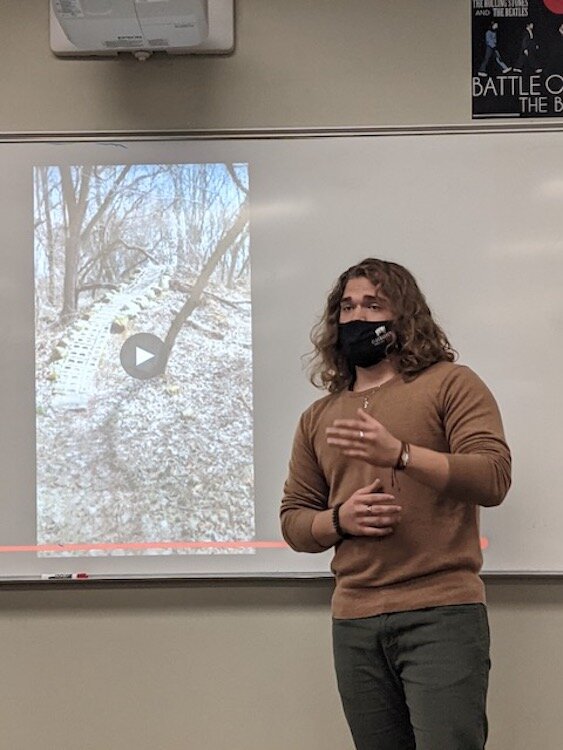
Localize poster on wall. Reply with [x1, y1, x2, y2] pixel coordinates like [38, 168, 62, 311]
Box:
[472, 0, 563, 117]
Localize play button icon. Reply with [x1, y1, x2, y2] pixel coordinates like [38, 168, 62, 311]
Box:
[136, 346, 155, 367]
[120, 333, 165, 380]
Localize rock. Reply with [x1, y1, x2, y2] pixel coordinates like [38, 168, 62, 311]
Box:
[110, 317, 128, 334]
[49, 346, 66, 363]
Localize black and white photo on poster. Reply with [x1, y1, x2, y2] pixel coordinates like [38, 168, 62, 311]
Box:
[472, 0, 563, 117]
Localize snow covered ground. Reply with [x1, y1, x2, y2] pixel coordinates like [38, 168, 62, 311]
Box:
[35, 272, 254, 555]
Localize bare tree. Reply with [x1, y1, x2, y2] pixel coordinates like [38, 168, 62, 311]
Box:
[57, 165, 134, 320]
[34, 167, 59, 307]
[59, 165, 92, 321]
[35, 161, 249, 330]
[160, 198, 249, 366]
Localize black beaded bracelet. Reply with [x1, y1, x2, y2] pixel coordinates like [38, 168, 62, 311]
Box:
[332, 503, 351, 540]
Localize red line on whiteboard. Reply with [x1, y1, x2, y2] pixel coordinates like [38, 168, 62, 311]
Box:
[0, 540, 289, 554]
[0, 538, 490, 554]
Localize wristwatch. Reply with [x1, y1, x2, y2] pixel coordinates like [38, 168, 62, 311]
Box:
[396, 441, 410, 471]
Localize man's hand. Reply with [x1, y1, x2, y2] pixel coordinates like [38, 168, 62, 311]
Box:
[338, 478, 402, 537]
[326, 408, 402, 468]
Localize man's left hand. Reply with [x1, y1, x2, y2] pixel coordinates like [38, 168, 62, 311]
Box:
[326, 408, 402, 468]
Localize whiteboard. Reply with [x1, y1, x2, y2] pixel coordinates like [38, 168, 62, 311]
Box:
[0, 127, 561, 580]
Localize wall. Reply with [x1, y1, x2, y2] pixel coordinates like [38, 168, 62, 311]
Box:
[1, 2, 561, 748]
[1, 0, 467, 131]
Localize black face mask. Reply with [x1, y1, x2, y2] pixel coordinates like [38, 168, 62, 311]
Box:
[337, 320, 395, 369]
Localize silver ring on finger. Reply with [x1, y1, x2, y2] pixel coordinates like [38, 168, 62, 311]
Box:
[359, 430, 364, 440]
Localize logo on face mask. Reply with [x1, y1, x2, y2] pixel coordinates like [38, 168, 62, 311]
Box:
[337, 320, 395, 369]
[371, 325, 389, 346]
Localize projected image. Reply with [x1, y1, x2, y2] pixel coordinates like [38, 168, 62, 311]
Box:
[34, 162, 253, 555]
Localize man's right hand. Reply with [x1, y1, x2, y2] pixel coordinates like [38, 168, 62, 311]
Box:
[338, 478, 402, 537]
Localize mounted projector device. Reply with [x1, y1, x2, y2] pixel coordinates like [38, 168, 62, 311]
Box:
[50, 0, 234, 59]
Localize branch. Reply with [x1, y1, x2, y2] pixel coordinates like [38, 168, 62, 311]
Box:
[225, 164, 248, 195]
[169, 280, 250, 309]
[79, 165, 133, 245]
[161, 201, 249, 365]
[78, 282, 119, 293]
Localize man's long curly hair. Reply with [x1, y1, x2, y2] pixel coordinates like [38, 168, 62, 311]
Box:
[308, 258, 457, 393]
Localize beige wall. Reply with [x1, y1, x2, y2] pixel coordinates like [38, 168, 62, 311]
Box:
[1, 0, 468, 132]
[1, 2, 561, 748]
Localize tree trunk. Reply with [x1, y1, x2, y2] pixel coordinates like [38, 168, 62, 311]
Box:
[42, 169, 56, 306]
[160, 199, 249, 367]
[60, 166, 90, 322]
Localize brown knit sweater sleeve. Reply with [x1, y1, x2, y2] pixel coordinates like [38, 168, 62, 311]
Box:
[442, 365, 512, 507]
[280, 408, 331, 553]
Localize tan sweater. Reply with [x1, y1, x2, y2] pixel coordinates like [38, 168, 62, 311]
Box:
[280, 362, 511, 619]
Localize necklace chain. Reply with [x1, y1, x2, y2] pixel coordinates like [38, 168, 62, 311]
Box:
[362, 384, 382, 410]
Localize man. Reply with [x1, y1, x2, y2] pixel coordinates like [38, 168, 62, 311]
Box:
[280, 258, 511, 750]
[514, 21, 542, 73]
[478, 20, 512, 76]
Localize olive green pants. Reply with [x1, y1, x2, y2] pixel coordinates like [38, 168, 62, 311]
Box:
[332, 603, 491, 750]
